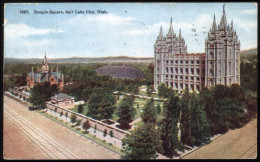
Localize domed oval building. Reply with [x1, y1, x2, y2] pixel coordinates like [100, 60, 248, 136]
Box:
[96, 65, 145, 79]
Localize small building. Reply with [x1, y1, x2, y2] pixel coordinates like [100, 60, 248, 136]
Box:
[50, 93, 75, 109]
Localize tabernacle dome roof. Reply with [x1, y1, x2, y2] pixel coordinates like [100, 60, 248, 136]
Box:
[96, 65, 145, 79]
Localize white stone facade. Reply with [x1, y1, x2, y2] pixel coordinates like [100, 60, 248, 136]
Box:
[154, 6, 240, 92]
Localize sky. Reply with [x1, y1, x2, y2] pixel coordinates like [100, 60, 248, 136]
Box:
[4, 3, 257, 59]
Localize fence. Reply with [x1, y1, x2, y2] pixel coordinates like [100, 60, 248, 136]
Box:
[46, 102, 131, 148]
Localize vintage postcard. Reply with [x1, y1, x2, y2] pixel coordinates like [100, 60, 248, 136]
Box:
[3, 2, 257, 159]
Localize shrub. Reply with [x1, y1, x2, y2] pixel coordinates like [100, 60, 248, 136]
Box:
[103, 129, 107, 137]
[70, 114, 77, 124]
[76, 119, 82, 126]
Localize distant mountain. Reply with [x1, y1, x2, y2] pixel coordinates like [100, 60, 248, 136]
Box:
[240, 48, 257, 55]
[4, 48, 257, 64]
[4, 56, 154, 64]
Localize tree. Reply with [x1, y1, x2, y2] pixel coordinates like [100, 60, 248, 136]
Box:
[87, 92, 103, 119]
[141, 99, 157, 124]
[158, 83, 175, 98]
[103, 129, 107, 137]
[78, 104, 83, 113]
[87, 92, 116, 121]
[122, 123, 163, 160]
[109, 130, 114, 138]
[28, 91, 46, 109]
[180, 88, 195, 146]
[97, 94, 116, 122]
[28, 82, 58, 109]
[70, 114, 77, 124]
[146, 85, 154, 97]
[159, 95, 181, 158]
[190, 93, 210, 146]
[157, 103, 161, 114]
[76, 119, 82, 126]
[117, 98, 134, 129]
[158, 83, 168, 98]
[132, 85, 139, 95]
[83, 119, 91, 133]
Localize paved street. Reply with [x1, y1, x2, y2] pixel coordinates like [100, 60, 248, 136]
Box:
[3, 96, 120, 160]
[182, 118, 257, 159]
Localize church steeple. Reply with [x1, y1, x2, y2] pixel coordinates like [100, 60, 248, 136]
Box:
[167, 17, 174, 38]
[219, 4, 227, 29]
[43, 51, 47, 65]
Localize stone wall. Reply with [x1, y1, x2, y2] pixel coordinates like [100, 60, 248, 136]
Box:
[46, 102, 130, 148]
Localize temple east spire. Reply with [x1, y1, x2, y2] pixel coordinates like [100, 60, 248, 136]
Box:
[167, 17, 174, 38]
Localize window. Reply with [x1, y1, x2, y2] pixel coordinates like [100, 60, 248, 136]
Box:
[166, 75, 168, 78]
[175, 76, 178, 79]
[171, 60, 173, 64]
[171, 75, 173, 78]
[191, 68, 194, 75]
[185, 76, 188, 79]
[197, 60, 200, 64]
[186, 60, 188, 64]
[210, 51, 214, 59]
[196, 85, 200, 91]
[166, 82, 168, 87]
[180, 68, 183, 74]
[175, 68, 178, 73]
[166, 60, 169, 64]
[197, 77, 199, 81]
[176, 61, 178, 64]
[191, 60, 194, 64]
[166, 67, 169, 73]
[175, 83, 178, 89]
[170, 67, 173, 73]
[197, 69, 200, 75]
[180, 76, 183, 79]
[180, 61, 183, 64]
[191, 77, 193, 80]
[170, 82, 173, 87]
[185, 68, 188, 74]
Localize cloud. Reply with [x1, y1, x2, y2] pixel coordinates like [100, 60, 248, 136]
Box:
[233, 17, 257, 31]
[241, 8, 257, 15]
[4, 23, 65, 39]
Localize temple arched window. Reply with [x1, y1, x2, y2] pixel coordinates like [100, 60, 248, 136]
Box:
[210, 51, 214, 59]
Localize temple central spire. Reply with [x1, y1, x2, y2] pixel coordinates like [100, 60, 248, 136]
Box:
[167, 17, 174, 37]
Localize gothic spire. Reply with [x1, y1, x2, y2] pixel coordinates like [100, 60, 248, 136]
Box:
[212, 14, 217, 31]
[167, 17, 174, 38]
[219, 4, 227, 29]
[179, 28, 182, 38]
[158, 25, 163, 39]
[43, 51, 47, 64]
